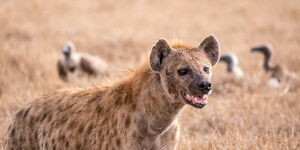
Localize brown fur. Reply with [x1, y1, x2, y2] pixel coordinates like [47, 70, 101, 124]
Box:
[170, 40, 193, 49]
[6, 35, 220, 150]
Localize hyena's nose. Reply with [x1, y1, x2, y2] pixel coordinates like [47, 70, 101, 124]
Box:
[197, 81, 212, 91]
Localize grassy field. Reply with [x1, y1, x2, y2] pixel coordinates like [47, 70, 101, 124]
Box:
[0, 0, 299, 149]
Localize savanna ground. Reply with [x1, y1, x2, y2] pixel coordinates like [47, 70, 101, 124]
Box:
[0, 0, 299, 149]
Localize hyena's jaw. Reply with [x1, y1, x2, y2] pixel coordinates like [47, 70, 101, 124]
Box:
[179, 91, 209, 108]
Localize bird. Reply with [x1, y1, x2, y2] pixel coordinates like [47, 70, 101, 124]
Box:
[219, 53, 244, 78]
[57, 41, 108, 81]
[251, 45, 283, 88]
[213, 53, 257, 95]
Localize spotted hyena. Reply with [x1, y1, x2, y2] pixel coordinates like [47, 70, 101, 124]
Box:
[6, 35, 220, 150]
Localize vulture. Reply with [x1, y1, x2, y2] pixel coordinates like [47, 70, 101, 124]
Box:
[57, 42, 108, 81]
[251, 45, 283, 87]
[219, 53, 244, 78]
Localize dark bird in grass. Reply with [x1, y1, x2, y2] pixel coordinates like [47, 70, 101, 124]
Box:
[251, 45, 284, 87]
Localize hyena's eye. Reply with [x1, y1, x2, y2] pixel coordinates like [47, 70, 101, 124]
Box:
[203, 66, 210, 74]
[178, 68, 190, 76]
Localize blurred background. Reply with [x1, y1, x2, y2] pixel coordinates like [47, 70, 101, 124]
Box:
[0, 0, 299, 149]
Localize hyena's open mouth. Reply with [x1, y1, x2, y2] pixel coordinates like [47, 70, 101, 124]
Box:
[180, 92, 208, 108]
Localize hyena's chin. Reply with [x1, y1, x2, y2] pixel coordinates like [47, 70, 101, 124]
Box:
[180, 91, 209, 108]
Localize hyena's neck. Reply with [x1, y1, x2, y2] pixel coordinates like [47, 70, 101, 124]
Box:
[127, 63, 185, 136]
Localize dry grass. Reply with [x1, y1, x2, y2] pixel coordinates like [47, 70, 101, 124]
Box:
[0, 0, 299, 149]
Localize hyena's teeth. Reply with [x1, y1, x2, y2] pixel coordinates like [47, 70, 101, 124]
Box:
[186, 94, 191, 99]
[194, 97, 198, 103]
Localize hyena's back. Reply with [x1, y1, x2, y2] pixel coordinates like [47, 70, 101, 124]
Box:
[6, 89, 113, 150]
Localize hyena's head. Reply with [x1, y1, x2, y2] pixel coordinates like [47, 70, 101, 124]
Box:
[150, 35, 220, 108]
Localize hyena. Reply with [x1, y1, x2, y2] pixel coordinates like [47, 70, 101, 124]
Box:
[6, 35, 220, 150]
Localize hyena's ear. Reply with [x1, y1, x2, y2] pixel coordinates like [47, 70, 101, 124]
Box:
[198, 35, 220, 66]
[150, 38, 172, 72]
